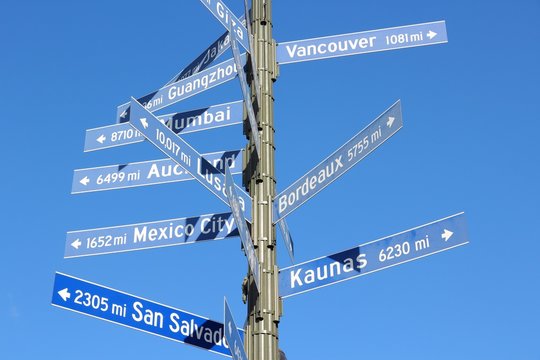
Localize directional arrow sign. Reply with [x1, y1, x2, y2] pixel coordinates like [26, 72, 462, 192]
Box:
[274, 100, 402, 222]
[224, 165, 260, 292]
[117, 56, 244, 124]
[277, 21, 448, 65]
[86, 101, 243, 152]
[199, 0, 250, 52]
[115, 16, 245, 126]
[65, 212, 238, 258]
[168, 30, 232, 83]
[279, 212, 469, 298]
[166, 15, 246, 85]
[72, 150, 242, 194]
[51, 272, 243, 357]
[230, 25, 261, 156]
[129, 98, 252, 221]
[224, 298, 248, 360]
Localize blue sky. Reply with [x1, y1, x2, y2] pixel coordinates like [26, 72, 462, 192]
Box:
[1, 0, 539, 359]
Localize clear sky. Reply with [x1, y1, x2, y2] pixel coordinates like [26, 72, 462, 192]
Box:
[1, 0, 539, 359]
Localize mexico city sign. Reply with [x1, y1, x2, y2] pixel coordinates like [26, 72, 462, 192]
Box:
[65, 212, 238, 258]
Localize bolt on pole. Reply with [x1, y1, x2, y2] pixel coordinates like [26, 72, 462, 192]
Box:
[242, 1, 281, 360]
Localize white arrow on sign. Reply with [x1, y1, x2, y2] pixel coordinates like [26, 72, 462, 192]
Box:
[442, 229, 454, 241]
[387, 116, 395, 128]
[96, 135, 106, 144]
[71, 239, 82, 250]
[427, 30, 438, 40]
[79, 176, 90, 186]
[58, 288, 71, 302]
[140, 118, 148, 129]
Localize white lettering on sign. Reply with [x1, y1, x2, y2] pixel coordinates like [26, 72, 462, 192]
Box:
[278, 156, 344, 213]
[167, 62, 237, 102]
[147, 164, 187, 179]
[132, 301, 164, 329]
[203, 0, 245, 42]
[284, 36, 376, 59]
[168, 315, 229, 348]
[164, 105, 232, 132]
[289, 254, 368, 289]
[196, 160, 246, 213]
[132, 217, 235, 243]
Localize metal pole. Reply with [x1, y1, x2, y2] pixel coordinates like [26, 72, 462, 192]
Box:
[243, 1, 280, 360]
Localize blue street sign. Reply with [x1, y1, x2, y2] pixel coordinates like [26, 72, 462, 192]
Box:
[169, 31, 231, 83]
[72, 150, 242, 194]
[224, 165, 260, 292]
[114, 18, 246, 126]
[274, 100, 403, 222]
[199, 0, 250, 52]
[279, 213, 469, 298]
[277, 21, 447, 65]
[166, 15, 245, 84]
[230, 26, 261, 156]
[117, 56, 244, 124]
[277, 219, 295, 263]
[85, 101, 243, 152]
[51, 273, 243, 357]
[65, 212, 238, 258]
[129, 98, 253, 221]
[224, 298, 248, 360]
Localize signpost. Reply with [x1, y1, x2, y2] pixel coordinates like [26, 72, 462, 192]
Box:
[51, 272, 242, 357]
[128, 97, 253, 221]
[279, 213, 468, 298]
[224, 298, 249, 360]
[56, 2, 466, 359]
[72, 150, 242, 194]
[274, 100, 402, 222]
[86, 101, 243, 152]
[224, 165, 261, 292]
[65, 212, 238, 258]
[277, 21, 447, 65]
